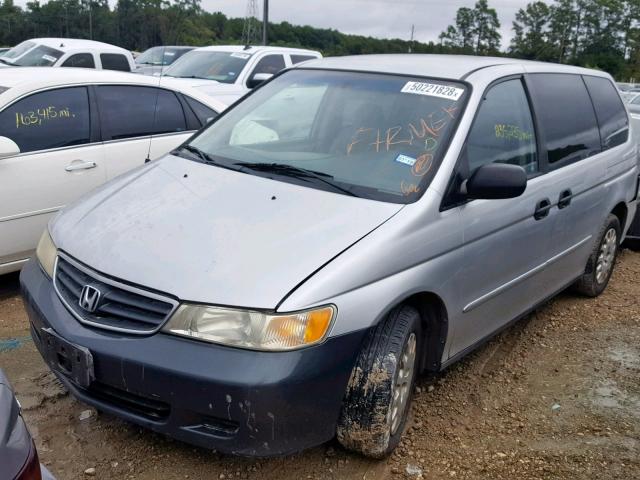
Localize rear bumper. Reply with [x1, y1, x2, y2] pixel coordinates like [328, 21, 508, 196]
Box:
[20, 259, 366, 457]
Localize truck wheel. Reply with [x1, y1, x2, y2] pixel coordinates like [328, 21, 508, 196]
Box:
[336, 305, 420, 458]
[574, 214, 620, 297]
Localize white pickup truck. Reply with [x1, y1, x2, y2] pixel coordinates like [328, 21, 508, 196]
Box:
[160, 45, 321, 105]
[0, 38, 135, 71]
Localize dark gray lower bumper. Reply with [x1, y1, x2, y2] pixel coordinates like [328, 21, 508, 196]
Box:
[20, 259, 366, 457]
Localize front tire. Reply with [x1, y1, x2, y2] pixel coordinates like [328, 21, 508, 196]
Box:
[574, 214, 621, 297]
[336, 305, 421, 458]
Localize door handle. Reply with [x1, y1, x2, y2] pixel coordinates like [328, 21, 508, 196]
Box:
[534, 198, 552, 220]
[65, 161, 97, 172]
[558, 189, 573, 209]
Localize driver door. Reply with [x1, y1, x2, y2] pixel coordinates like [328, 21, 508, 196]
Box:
[447, 77, 557, 357]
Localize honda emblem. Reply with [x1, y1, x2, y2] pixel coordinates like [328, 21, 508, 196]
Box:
[79, 285, 101, 313]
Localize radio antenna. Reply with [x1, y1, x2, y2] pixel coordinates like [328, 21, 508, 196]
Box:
[145, 44, 166, 164]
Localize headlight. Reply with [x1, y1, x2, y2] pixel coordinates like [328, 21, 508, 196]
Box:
[162, 304, 335, 351]
[36, 229, 57, 278]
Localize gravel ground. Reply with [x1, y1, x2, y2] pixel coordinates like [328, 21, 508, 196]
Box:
[1, 250, 639, 480]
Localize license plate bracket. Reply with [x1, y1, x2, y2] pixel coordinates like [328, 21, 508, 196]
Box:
[41, 327, 95, 388]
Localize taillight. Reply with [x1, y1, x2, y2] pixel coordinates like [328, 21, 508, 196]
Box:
[15, 440, 42, 480]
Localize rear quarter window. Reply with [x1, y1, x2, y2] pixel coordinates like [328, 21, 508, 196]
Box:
[100, 53, 130, 72]
[290, 54, 318, 65]
[184, 96, 218, 126]
[528, 73, 601, 165]
[583, 76, 629, 150]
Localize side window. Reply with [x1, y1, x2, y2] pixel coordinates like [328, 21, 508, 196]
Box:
[528, 74, 600, 165]
[184, 96, 218, 126]
[465, 79, 538, 175]
[96, 86, 186, 140]
[290, 54, 317, 65]
[583, 76, 629, 150]
[249, 54, 286, 81]
[61, 53, 95, 69]
[632, 96, 640, 105]
[0, 87, 90, 154]
[100, 53, 130, 72]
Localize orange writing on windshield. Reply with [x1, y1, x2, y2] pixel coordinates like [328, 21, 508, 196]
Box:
[401, 181, 420, 196]
[412, 154, 433, 177]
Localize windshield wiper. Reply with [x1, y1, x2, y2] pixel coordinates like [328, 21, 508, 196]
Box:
[234, 162, 358, 197]
[175, 145, 241, 172]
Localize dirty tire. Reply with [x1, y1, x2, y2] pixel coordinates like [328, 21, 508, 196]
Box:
[336, 305, 421, 458]
[573, 214, 621, 297]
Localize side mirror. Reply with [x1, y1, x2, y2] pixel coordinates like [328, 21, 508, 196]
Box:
[464, 163, 527, 200]
[0, 136, 20, 159]
[247, 72, 274, 89]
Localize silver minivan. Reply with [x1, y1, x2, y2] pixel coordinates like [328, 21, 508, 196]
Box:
[21, 55, 638, 458]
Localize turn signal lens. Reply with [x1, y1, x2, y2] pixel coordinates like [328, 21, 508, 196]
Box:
[35, 229, 57, 278]
[163, 304, 335, 351]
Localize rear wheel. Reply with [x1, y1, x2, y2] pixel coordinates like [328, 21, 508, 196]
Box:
[574, 214, 621, 297]
[336, 305, 421, 458]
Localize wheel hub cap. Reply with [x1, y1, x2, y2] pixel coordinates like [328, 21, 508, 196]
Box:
[596, 228, 617, 284]
[389, 333, 417, 435]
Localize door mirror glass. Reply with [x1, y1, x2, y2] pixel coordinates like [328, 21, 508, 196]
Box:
[464, 163, 527, 200]
[248, 72, 274, 89]
[0, 136, 20, 158]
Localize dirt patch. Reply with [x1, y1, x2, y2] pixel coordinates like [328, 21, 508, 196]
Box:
[1, 251, 639, 479]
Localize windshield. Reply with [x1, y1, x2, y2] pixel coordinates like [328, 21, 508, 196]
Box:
[164, 51, 251, 83]
[136, 46, 191, 66]
[186, 70, 468, 203]
[13, 45, 64, 66]
[3, 41, 36, 61]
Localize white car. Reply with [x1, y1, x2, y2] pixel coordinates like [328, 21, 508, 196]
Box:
[0, 38, 135, 71]
[0, 67, 227, 274]
[161, 45, 321, 105]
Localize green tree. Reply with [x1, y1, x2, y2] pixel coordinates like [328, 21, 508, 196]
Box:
[510, 1, 551, 59]
[439, 1, 501, 55]
[473, 0, 501, 54]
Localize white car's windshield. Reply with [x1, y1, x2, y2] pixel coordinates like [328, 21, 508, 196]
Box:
[1, 41, 36, 63]
[184, 69, 468, 203]
[136, 46, 192, 66]
[13, 45, 64, 66]
[164, 51, 251, 83]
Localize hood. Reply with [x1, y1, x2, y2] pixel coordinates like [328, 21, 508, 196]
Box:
[52, 156, 403, 309]
[159, 77, 244, 103]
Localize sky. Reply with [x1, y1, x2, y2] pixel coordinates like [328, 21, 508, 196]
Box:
[200, 0, 528, 47]
[12, 0, 529, 48]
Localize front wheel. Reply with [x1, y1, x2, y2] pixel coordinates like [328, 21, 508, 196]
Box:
[336, 305, 421, 458]
[573, 214, 621, 297]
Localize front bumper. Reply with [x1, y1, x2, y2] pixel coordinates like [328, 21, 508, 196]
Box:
[20, 259, 366, 456]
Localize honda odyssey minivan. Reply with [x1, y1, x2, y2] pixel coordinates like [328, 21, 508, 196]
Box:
[21, 55, 638, 458]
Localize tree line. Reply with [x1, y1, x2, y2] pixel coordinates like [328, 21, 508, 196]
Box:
[440, 0, 640, 80]
[1, 0, 638, 80]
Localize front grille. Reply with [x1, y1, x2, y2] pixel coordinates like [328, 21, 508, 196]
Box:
[54, 254, 177, 334]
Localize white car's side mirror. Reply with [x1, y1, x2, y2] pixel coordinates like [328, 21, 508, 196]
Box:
[0, 136, 20, 158]
[248, 72, 274, 89]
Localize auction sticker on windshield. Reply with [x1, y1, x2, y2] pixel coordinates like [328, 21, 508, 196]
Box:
[401, 81, 464, 101]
